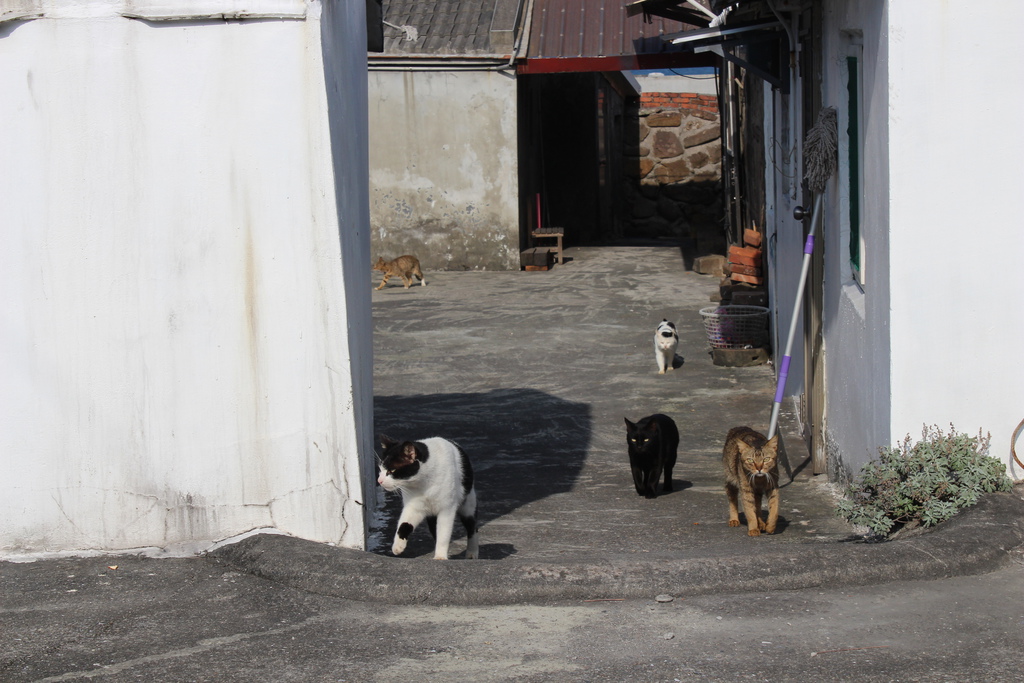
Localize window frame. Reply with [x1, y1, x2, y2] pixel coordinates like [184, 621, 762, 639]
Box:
[844, 40, 866, 287]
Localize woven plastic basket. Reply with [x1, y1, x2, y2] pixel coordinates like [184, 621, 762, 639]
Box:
[699, 305, 769, 349]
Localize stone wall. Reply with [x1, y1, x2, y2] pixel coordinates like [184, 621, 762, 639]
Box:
[624, 93, 725, 256]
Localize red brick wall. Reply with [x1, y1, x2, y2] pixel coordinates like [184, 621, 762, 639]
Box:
[639, 92, 719, 114]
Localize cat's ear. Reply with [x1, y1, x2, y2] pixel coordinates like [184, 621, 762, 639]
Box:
[736, 440, 755, 458]
[624, 417, 636, 430]
[379, 434, 397, 449]
[765, 435, 780, 453]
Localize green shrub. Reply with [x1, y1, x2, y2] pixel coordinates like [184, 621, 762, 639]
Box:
[836, 425, 1012, 539]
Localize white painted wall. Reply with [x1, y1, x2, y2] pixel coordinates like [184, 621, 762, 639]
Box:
[634, 72, 718, 96]
[368, 69, 520, 271]
[0, 0, 374, 556]
[817, 0, 1024, 477]
[886, 0, 1024, 474]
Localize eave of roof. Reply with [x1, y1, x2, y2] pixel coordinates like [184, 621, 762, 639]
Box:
[519, 0, 716, 75]
[371, 0, 741, 75]
[624, 0, 713, 25]
[517, 51, 717, 74]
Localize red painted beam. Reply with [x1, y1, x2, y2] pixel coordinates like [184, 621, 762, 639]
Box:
[517, 52, 718, 75]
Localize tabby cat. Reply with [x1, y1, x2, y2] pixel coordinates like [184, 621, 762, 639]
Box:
[624, 414, 679, 498]
[373, 255, 426, 290]
[723, 426, 780, 536]
[376, 435, 478, 560]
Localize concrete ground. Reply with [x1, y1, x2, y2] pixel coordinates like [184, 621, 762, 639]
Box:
[4, 246, 1023, 681]
[367, 246, 854, 563]
[4, 555, 1024, 681]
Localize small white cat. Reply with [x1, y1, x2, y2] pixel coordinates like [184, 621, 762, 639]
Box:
[377, 435, 479, 560]
[655, 319, 679, 374]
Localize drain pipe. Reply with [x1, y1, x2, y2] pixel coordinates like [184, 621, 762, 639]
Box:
[368, 57, 518, 72]
[766, 0, 801, 200]
[507, 0, 535, 70]
[726, 60, 742, 245]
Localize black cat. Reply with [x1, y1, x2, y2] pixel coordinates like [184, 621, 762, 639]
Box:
[623, 414, 679, 498]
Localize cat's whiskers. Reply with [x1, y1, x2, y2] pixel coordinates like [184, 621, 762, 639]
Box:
[747, 470, 778, 488]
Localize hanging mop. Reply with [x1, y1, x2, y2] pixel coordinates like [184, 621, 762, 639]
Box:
[766, 107, 838, 441]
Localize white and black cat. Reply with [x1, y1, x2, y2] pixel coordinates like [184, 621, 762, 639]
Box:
[624, 414, 679, 498]
[376, 435, 479, 560]
[655, 319, 679, 374]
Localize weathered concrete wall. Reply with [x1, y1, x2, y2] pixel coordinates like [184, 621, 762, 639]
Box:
[368, 69, 520, 271]
[0, 0, 373, 556]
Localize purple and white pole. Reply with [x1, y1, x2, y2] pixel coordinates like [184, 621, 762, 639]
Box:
[766, 192, 823, 441]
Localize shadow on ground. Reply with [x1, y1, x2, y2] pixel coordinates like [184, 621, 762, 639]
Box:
[371, 388, 591, 558]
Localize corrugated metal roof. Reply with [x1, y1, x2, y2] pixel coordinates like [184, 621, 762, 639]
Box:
[521, 0, 716, 73]
[526, 0, 703, 59]
[373, 0, 718, 72]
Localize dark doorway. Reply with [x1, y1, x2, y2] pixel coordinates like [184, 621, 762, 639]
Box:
[517, 72, 633, 251]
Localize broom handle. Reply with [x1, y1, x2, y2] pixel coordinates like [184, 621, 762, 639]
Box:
[766, 192, 823, 441]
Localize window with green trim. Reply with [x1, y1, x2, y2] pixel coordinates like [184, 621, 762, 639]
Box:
[846, 50, 865, 286]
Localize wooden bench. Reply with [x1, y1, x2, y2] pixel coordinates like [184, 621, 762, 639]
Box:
[530, 226, 564, 265]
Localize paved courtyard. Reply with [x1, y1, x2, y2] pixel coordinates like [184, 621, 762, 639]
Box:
[369, 246, 855, 561]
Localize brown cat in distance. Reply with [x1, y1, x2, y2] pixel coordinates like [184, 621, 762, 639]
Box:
[723, 426, 780, 536]
[373, 255, 426, 290]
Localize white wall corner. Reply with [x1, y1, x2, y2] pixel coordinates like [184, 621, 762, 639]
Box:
[0, 0, 310, 21]
[0, 0, 42, 23]
[120, 0, 307, 20]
